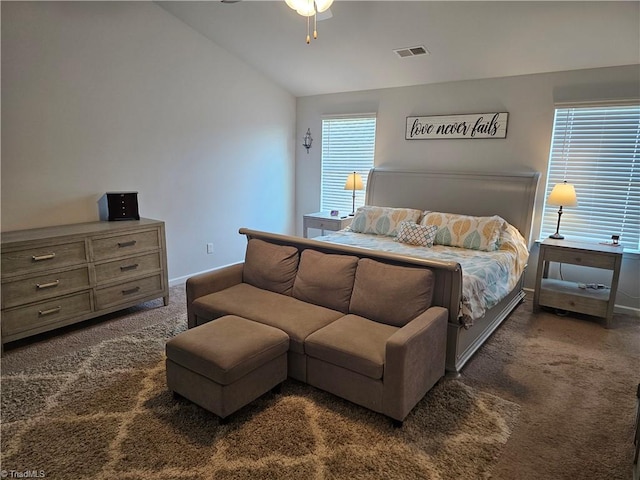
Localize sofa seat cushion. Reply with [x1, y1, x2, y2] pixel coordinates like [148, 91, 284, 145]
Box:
[165, 315, 289, 385]
[191, 283, 343, 354]
[292, 249, 358, 313]
[304, 314, 399, 380]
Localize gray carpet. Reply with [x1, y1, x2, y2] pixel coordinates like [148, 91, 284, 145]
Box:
[463, 297, 640, 480]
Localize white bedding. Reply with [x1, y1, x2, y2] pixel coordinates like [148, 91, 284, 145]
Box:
[316, 222, 529, 325]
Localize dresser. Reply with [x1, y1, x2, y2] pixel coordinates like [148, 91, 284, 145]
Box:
[1, 218, 169, 346]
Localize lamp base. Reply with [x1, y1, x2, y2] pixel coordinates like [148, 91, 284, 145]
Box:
[549, 233, 565, 240]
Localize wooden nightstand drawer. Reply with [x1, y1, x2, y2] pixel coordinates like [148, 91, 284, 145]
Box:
[539, 279, 609, 318]
[2, 291, 93, 338]
[91, 229, 160, 261]
[95, 274, 163, 310]
[305, 217, 340, 230]
[95, 252, 162, 285]
[1, 241, 87, 277]
[543, 247, 617, 269]
[1, 266, 91, 309]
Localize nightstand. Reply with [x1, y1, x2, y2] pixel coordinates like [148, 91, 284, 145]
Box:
[303, 212, 353, 238]
[532, 238, 623, 328]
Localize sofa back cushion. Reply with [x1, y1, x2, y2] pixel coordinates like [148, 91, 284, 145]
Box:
[243, 239, 299, 295]
[292, 249, 359, 313]
[349, 258, 434, 327]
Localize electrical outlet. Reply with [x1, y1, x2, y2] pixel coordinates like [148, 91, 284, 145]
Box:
[206, 243, 214, 254]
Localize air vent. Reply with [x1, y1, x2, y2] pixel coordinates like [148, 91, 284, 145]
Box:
[393, 45, 430, 58]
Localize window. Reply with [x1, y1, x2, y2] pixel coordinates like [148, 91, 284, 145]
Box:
[540, 104, 640, 253]
[321, 115, 376, 214]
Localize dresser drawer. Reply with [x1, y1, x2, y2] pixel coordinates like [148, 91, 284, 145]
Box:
[94, 252, 162, 285]
[95, 274, 163, 310]
[1, 266, 91, 309]
[1, 241, 87, 277]
[91, 229, 160, 261]
[2, 291, 93, 338]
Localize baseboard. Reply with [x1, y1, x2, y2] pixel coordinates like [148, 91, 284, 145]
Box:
[614, 304, 640, 318]
[524, 287, 640, 318]
[169, 262, 243, 288]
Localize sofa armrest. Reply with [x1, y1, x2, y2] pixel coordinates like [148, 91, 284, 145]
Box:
[383, 306, 448, 421]
[186, 263, 244, 328]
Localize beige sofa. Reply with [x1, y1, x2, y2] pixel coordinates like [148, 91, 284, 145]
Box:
[186, 235, 448, 424]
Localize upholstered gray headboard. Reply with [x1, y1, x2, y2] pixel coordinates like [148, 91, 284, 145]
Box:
[365, 168, 540, 245]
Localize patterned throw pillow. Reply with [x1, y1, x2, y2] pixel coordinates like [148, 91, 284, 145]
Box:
[421, 212, 506, 251]
[350, 206, 423, 237]
[396, 222, 437, 247]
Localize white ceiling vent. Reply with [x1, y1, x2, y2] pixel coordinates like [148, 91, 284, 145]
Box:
[393, 45, 429, 58]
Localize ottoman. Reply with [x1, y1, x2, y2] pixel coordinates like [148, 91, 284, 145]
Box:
[166, 315, 289, 420]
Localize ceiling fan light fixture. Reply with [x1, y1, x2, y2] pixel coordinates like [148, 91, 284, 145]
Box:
[286, 0, 311, 16]
[286, 0, 334, 43]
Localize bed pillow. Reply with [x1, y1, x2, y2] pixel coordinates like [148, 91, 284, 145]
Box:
[421, 212, 505, 251]
[292, 249, 359, 313]
[243, 239, 299, 295]
[396, 222, 438, 247]
[349, 258, 434, 327]
[350, 206, 422, 237]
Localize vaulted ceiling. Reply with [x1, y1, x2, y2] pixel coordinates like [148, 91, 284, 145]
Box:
[158, 1, 640, 97]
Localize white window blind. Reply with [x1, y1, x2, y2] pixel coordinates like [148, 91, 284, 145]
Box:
[540, 104, 640, 252]
[321, 115, 376, 214]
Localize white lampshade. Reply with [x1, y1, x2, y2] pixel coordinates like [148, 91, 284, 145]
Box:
[547, 181, 578, 207]
[344, 172, 364, 191]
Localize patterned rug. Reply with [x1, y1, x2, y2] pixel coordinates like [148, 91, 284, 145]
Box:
[1, 314, 520, 480]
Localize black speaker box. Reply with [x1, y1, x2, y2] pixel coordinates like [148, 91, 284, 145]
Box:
[98, 192, 140, 221]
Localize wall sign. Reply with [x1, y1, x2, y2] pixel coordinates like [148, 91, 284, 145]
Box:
[406, 112, 508, 140]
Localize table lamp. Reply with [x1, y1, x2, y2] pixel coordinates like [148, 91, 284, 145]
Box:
[344, 172, 364, 216]
[547, 180, 578, 239]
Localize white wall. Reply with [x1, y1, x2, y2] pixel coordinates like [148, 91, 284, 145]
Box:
[295, 65, 640, 313]
[2, 2, 297, 283]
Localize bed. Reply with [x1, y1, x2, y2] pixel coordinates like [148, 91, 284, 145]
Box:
[313, 168, 540, 373]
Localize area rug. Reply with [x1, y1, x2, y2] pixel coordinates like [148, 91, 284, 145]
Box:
[1, 315, 520, 480]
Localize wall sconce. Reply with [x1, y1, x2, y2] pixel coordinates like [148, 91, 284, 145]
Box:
[303, 128, 313, 153]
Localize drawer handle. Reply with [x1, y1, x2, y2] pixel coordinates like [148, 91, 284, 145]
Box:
[117, 240, 137, 248]
[36, 280, 60, 289]
[32, 253, 56, 262]
[120, 263, 139, 272]
[39, 306, 61, 316]
[122, 286, 141, 296]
